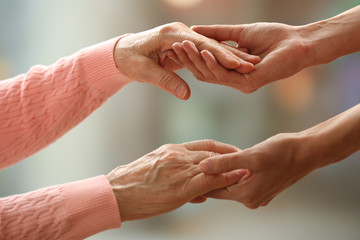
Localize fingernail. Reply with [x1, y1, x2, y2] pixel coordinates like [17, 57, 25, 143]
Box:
[199, 161, 212, 173]
[253, 56, 262, 64]
[236, 62, 255, 73]
[172, 42, 181, 48]
[200, 50, 208, 59]
[176, 85, 187, 99]
[237, 169, 251, 180]
[236, 169, 248, 177]
[172, 43, 182, 53]
[201, 50, 213, 62]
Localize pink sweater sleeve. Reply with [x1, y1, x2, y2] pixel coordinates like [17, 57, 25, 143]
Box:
[0, 36, 132, 239]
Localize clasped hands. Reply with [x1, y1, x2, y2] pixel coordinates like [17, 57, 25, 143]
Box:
[107, 135, 312, 222]
[108, 22, 320, 221]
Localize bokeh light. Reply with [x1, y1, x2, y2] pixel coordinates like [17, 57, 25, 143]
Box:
[1, 1, 360, 240]
[271, 69, 316, 114]
[162, 0, 204, 9]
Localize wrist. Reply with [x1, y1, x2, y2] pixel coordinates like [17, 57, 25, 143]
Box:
[279, 132, 320, 175]
[293, 130, 330, 172]
[113, 34, 136, 83]
[295, 105, 360, 169]
[297, 21, 335, 66]
[106, 166, 136, 223]
[299, 6, 360, 66]
[106, 173, 127, 222]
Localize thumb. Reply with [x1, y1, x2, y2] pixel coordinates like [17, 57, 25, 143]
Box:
[188, 169, 247, 197]
[191, 25, 242, 42]
[137, 57, 191, 100]
[199, 151, 253, 174]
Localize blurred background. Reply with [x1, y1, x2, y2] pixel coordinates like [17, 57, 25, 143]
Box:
[1, 0, 360, 239]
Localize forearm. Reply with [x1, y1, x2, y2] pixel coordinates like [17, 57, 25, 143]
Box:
[300, 5, 360, 66]
[0, 176, 120, 239]
[296, 104, 360, 170]
[0, 36, 132, 169]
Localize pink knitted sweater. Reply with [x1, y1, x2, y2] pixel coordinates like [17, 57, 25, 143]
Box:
[0, 36, 132, 239]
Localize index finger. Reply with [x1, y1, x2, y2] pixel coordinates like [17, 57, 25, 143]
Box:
[199, 150, 254, 174]
[184, 139, 240, 154]
[201, 50, 260, 94]
[188, 170, 247, 197]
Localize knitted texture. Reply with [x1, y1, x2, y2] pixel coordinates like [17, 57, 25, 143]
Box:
[0, 37, 131, 169]
[0, 186, 69, 239]
[0, 36, 131, 239]
[0, 176, 121, 239]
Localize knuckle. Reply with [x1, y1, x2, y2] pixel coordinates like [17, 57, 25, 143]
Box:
[159, 22, 187, 34]
[197, 38, 220, 52]
[172, 21, 187, 29]
[222, 172, 233, 184]
[224, 158, 235, 172]
[160, 143, 176, 153]
[203, 139, 217, 147]
[161, 145, 185, 161]
[161, 143, 172, 149]
[159, 73, 174, 90]
[196, 41, 207, 51]
[223, 153, 240, 170]
[164, 151, 179, 161]
[202, 139, 219, 151]
[159, 24, 175, 35]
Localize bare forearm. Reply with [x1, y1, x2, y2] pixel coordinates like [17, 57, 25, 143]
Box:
[297, 104, 360, 170]
[300, 5, 360, 66]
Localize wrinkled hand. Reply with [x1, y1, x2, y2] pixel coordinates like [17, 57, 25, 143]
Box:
[173, 23, 311, 93]
[199, 134, 315, 209]
[106, 140, 247, 221]
[114, 22, 260, 100]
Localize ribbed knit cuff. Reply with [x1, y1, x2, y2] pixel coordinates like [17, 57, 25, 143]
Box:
[80, 35, 133, 99]
[61, 175, 121, 239]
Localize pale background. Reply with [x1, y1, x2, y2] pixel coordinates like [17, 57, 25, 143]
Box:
[1, 0, 360, 239]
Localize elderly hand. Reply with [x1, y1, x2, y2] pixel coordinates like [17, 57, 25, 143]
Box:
[114, 22, 260, 100]
[106, 140, 247, 221]
[172, 23, 311, 93]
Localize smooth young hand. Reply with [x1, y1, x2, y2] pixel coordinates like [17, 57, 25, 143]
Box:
[199, 104, 360, 209]
[173, 23, 311, 93]
[198, 133, 310, 209]
[173, 5, 360, 93]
